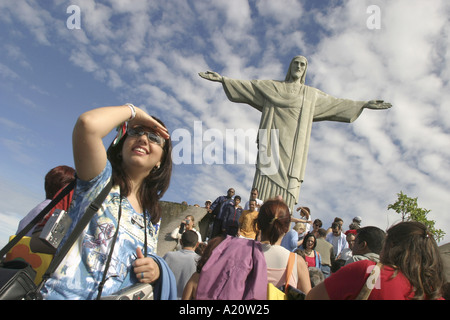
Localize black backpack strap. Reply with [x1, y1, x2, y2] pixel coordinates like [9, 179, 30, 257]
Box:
[0, 180, 76, 259]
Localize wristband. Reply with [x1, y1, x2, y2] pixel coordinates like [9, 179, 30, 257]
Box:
[124, 103, 136, 120]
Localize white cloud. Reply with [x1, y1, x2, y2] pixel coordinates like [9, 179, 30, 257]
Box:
[0, 177, 42, 248]
[69, 48, 100, 73]
[4, 44, 32, 69]
[0, 212, 20, 247]
[256, 0, 304, 29]
[0, 63, 20, 80]
[0, 0, 54, 45]
[0, 116, 45, 166]
[214, 0, 252, 32]
[75, 0, 114, 41]
[107, 69, 123, 89]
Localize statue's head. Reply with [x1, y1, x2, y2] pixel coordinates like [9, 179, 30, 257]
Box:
[285, 55, 308, 84]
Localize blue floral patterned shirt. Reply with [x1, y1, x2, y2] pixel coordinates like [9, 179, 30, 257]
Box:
[42, 161, 160, 299]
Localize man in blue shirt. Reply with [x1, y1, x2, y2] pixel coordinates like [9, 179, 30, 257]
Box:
[209, 188, 235, 238]
[221, 196, 243, 237]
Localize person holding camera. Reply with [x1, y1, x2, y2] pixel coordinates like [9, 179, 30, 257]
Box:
[171, 215, 202, 249]
[40, 104, 175, 300]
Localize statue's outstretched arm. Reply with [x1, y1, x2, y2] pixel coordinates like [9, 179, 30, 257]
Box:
[198, 71, 223, 83]
[363, 100, 392, 110]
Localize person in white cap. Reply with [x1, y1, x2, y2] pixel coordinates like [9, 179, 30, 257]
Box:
[353, 216, 362, 226]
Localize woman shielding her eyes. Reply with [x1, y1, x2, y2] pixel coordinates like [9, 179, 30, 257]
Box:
[40, 104, 176, 300]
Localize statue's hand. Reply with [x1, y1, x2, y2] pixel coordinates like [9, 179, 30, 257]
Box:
[364, 100, 392, 110]
[198, 71, 223, 82]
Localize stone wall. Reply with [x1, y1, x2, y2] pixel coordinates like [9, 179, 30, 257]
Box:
[157, 201, 207, 257]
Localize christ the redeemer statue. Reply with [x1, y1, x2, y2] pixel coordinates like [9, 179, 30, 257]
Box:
[199, 55, 391, 210]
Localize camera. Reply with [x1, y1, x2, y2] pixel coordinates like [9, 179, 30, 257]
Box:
[178, 219, 190, 234]
[100, 283, 154, 300]
[39, 209, 72, 249]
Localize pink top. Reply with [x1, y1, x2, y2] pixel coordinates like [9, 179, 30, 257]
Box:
[262, 244, 298, 288]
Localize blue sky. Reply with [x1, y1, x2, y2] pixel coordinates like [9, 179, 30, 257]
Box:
[1, 0, 449, 249]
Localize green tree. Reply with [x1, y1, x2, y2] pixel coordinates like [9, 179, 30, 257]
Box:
[387, 191, 445, 242]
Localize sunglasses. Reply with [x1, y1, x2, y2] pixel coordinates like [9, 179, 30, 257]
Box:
[127, 126, 165, 147]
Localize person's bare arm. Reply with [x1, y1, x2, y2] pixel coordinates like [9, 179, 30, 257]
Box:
[296, 255, 312, 294]
[305, 281, 330, 300]
[182, 272, 199, 300]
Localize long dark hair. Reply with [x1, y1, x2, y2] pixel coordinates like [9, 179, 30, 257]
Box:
[301, 233, 317, 250]
[381, 221, 445, 300]
[106, 117, 172, 224]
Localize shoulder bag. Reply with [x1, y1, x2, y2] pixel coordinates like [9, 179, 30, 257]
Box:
[0, 180, 112, 300]
[267, 252, 306, 300]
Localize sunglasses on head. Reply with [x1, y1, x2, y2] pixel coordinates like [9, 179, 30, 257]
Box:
[127, 126, 165, 147]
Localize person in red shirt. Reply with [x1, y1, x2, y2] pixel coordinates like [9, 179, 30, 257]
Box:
[306, 221, 445, 300]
